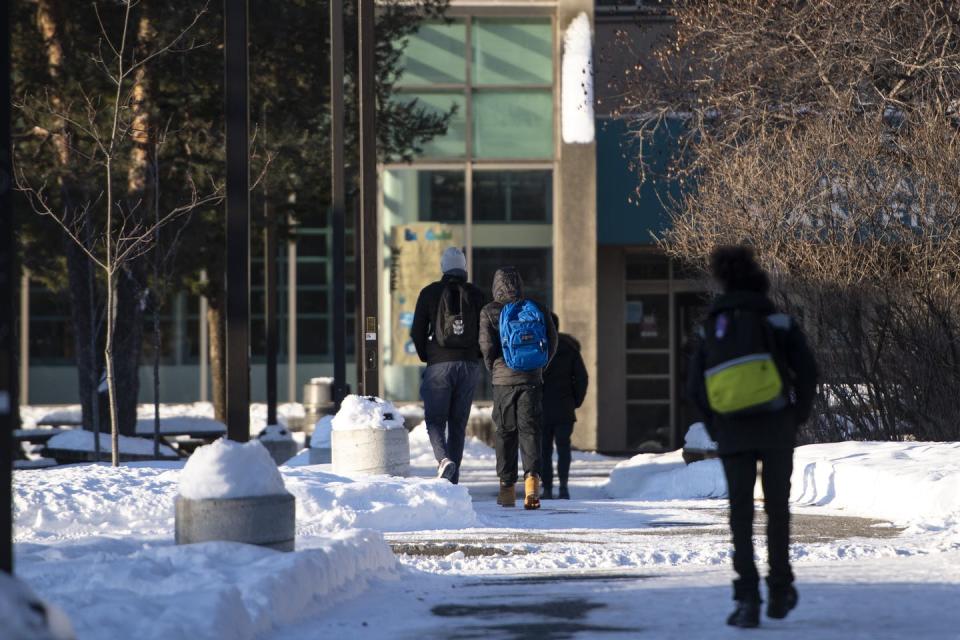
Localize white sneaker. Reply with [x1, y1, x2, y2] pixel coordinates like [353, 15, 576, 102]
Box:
[437, 458, 457, 482]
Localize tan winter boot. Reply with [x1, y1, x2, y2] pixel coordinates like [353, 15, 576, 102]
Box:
[497, 483, 516, 508]
[524, 474, 541, 510]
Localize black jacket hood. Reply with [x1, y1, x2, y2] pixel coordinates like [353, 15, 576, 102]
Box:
[492, 267, 524, 303]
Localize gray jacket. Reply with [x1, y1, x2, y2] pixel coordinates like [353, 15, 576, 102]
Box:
[479, 267, 558, 386]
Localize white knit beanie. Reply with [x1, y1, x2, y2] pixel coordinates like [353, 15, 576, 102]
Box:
[440, 247, 467, 274]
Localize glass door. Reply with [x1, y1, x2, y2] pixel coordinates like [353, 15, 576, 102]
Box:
[625, 292, 671, 451]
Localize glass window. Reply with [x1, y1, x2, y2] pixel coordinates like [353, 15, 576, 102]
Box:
[383, 169, 466, 226]
[473, 90, 553, 159]
[627, 378, 670, 401]
[473, 170, 552, 222]
[626, 294, 669, 349]
[399, 22, 466, 85]
[297, 233, 328, 257]
[472, 19, 552, 85]
[393, 92, 467, 158]
[473, 248, 552, 304]
[626, 253, 669, 280]
[627, 353, 670, 375]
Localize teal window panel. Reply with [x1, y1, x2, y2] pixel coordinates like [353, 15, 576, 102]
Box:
[399, 21, 466, 85]
[473, 90, 553, 159]
[472, 19, 553, 85]
[393, 92, 467, 158]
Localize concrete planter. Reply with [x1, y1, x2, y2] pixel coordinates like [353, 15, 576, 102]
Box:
[175, 492, 296, 551]
[260, 439, 300, 466]
[308, 446, 331, 465]
[332, 428, 410, 477]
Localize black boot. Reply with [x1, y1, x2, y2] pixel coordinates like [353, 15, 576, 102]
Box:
[727, 598, 761, 628]
[558, 485, 570, 500]
[541, 485, 554, 499]
[767, 585, 798, 619]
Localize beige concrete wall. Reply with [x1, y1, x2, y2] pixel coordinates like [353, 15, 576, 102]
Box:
[555, 0, 599, 451]
[596, 246, 627, 452]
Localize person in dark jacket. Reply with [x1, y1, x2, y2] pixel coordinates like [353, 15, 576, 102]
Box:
[540, 313, 588, 500]
[411, 247, 486, 484]
[479, 267, 558, 509]
[687, 245, 818, 629]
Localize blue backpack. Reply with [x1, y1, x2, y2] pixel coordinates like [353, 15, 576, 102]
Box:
[499, 300, 549, 372]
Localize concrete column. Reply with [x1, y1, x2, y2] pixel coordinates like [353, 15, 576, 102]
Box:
[555, 0, 598, 451]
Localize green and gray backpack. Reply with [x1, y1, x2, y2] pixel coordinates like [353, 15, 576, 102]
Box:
[701, 310, 791, 416]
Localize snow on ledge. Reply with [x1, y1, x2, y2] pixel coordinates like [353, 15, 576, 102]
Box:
[561, 12, 595, 144]
[46, 430, 176, 457]
[179, 438, 286, 500]
[331, 395, 405, 431]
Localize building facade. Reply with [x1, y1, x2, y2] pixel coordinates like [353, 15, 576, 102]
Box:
[21, 0, 707, 453]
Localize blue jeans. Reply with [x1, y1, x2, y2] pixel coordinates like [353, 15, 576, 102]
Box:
[420, 361, 482, 484]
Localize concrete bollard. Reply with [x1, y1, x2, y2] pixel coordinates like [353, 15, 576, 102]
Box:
[175, 492, 296, 551]
[332, 428, 410, 477]
[308, 447, 331, 465]
[260, 439, 300, 466]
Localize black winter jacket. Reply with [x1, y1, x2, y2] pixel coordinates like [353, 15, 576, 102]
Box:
[479, 267, 558, 386]
[411, 273, 485, 365]
[542, 333, 588, 426]
[686, 291, 819, 455]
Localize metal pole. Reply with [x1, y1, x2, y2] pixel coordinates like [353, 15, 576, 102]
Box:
[19, 270, 28, 407]
[224, 0, 250, 441]
[330, 0, 347, 406]
[262, 107, 278, 425]
[357, 0, 379, 396]
[1, 0, 17, 574]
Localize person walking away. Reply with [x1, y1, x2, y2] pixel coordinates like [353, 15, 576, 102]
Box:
[540, 313, 588, 500]
[479, 267, 558, 510]
[411, 247, 485, 484]
[687, 245, 818, 629]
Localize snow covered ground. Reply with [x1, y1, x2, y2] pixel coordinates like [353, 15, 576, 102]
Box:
[11, 413, 960, 639]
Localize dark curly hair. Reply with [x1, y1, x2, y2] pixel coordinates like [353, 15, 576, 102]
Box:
[709, 245, 770, 294]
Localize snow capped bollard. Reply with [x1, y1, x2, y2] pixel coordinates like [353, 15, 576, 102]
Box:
[681, 422, 720, 465]
[175, 439, 296, 551]
[309, 415, 333, 465]
[257, 424, 300, 466]
[331, 395, 410, 477]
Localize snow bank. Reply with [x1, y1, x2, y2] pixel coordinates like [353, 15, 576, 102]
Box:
[605, 450, 727, 501]
[179, 439, 286, 500]
[684, 422, 718, 451]
[15, 463, 182, 542]
[45, 430, 176, 457]
[408, 423, 494, 467]
[561, 12, 594, 144]
[17, 531, 395, 640]
[310, 415, 334, 449]
[286, 468, 478, 533]
[605, 441, 960, 529]
[331, 395, 405, 431]
[0, 572, 75, 640]
[16, 460, 476, 543]
[791, 442, 960, 528]
[22, 403, 305, 433]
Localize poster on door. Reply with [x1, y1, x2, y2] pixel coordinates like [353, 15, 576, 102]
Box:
[389, 222, 465, 366]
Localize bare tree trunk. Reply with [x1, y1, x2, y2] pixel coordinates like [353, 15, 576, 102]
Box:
[207, 297, 227, 424]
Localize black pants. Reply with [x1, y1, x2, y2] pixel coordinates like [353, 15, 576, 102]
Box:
[493, 384, 542, 485]
[540, 422, 573, 489]
[721, 448, 795, 600]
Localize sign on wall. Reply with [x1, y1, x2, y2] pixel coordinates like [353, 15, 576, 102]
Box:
[389, 222, 465, 366]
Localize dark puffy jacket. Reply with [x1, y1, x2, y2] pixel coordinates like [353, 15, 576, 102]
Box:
[543, 333, 588, 426]
[479, 267, 558, 386]
[411, 272, 485, 365]
[686, 290, 819, 455]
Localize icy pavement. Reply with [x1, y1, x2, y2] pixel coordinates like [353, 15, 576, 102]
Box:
[270, 444, 960, 639]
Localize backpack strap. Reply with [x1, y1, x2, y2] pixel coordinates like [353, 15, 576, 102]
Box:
[766, 313, 792, 331]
